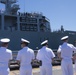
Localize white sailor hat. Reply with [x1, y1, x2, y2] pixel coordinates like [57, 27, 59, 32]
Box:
[21, 38, 30, 43]
[41, 40, 48, 45]
[0, 38, 10, 43]
[61, 36, 69, 41]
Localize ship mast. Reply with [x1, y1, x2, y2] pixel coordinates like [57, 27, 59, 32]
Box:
[5, 0, 12, 14]
[0, 0, 20, 14]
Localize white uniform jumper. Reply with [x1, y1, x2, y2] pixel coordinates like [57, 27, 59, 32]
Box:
[58, 42, 76, 75]
[0, 47, 12, 75]
[36, 46, 55, 75]
[16, 47, 35, 75]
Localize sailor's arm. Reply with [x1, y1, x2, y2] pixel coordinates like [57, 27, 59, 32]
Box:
[8, 51, 13, 68]
[51, 57, 55, 63]
[73, 50, 76, 60]
[72, 45, 76, 51]
[57, 52, 61, 58]
[57, 45, 62, 60]
[51, 50, 55, 63]
[16, 51, 21, 65]
[36, 50, 42, 66]
[31, 50, 35, 65]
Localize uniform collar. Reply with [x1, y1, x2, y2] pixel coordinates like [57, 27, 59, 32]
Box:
[23, 46, 28, 49]
[1, 47, 6, 49]
[63, 42, 67, 45]
[1, 47, 6, 48]
[42, 46, 47, 48]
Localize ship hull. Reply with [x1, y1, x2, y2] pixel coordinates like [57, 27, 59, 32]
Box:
[0, 30, 76, 51]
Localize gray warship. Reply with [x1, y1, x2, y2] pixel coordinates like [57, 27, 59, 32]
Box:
[0, 0, 76, 51]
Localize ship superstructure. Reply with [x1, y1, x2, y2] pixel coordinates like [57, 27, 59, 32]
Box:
[0, 0, 51, 32]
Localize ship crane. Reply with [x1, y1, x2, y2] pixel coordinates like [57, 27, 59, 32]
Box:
[0, 0, 20, 14]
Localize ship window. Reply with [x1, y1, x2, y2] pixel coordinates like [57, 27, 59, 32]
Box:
[20, 23, 38, 31]
[28, 18, 37, 23]
[26, 25, 29, 29]
[20, 17, 26, 22]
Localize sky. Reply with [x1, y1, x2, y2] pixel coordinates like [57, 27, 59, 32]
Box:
[0, 0, 76, 32]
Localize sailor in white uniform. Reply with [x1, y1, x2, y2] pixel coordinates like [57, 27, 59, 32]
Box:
[73, 51, 76, 75]
[73, 41, 76, 75]
[57, 36, 76, 75]
[0, 38, 12, 75]
[36, 40, 55, 75]
[16, 38, 35, 75]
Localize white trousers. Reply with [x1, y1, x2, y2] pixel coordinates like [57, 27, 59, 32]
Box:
[40, 64, 52, 75]
[61, 59, 73, 75]
[20, 65, 33, 75]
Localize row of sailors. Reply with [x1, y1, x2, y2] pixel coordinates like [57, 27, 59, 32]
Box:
[18, 12, 40, 17]
[0, 36, 76, 75]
